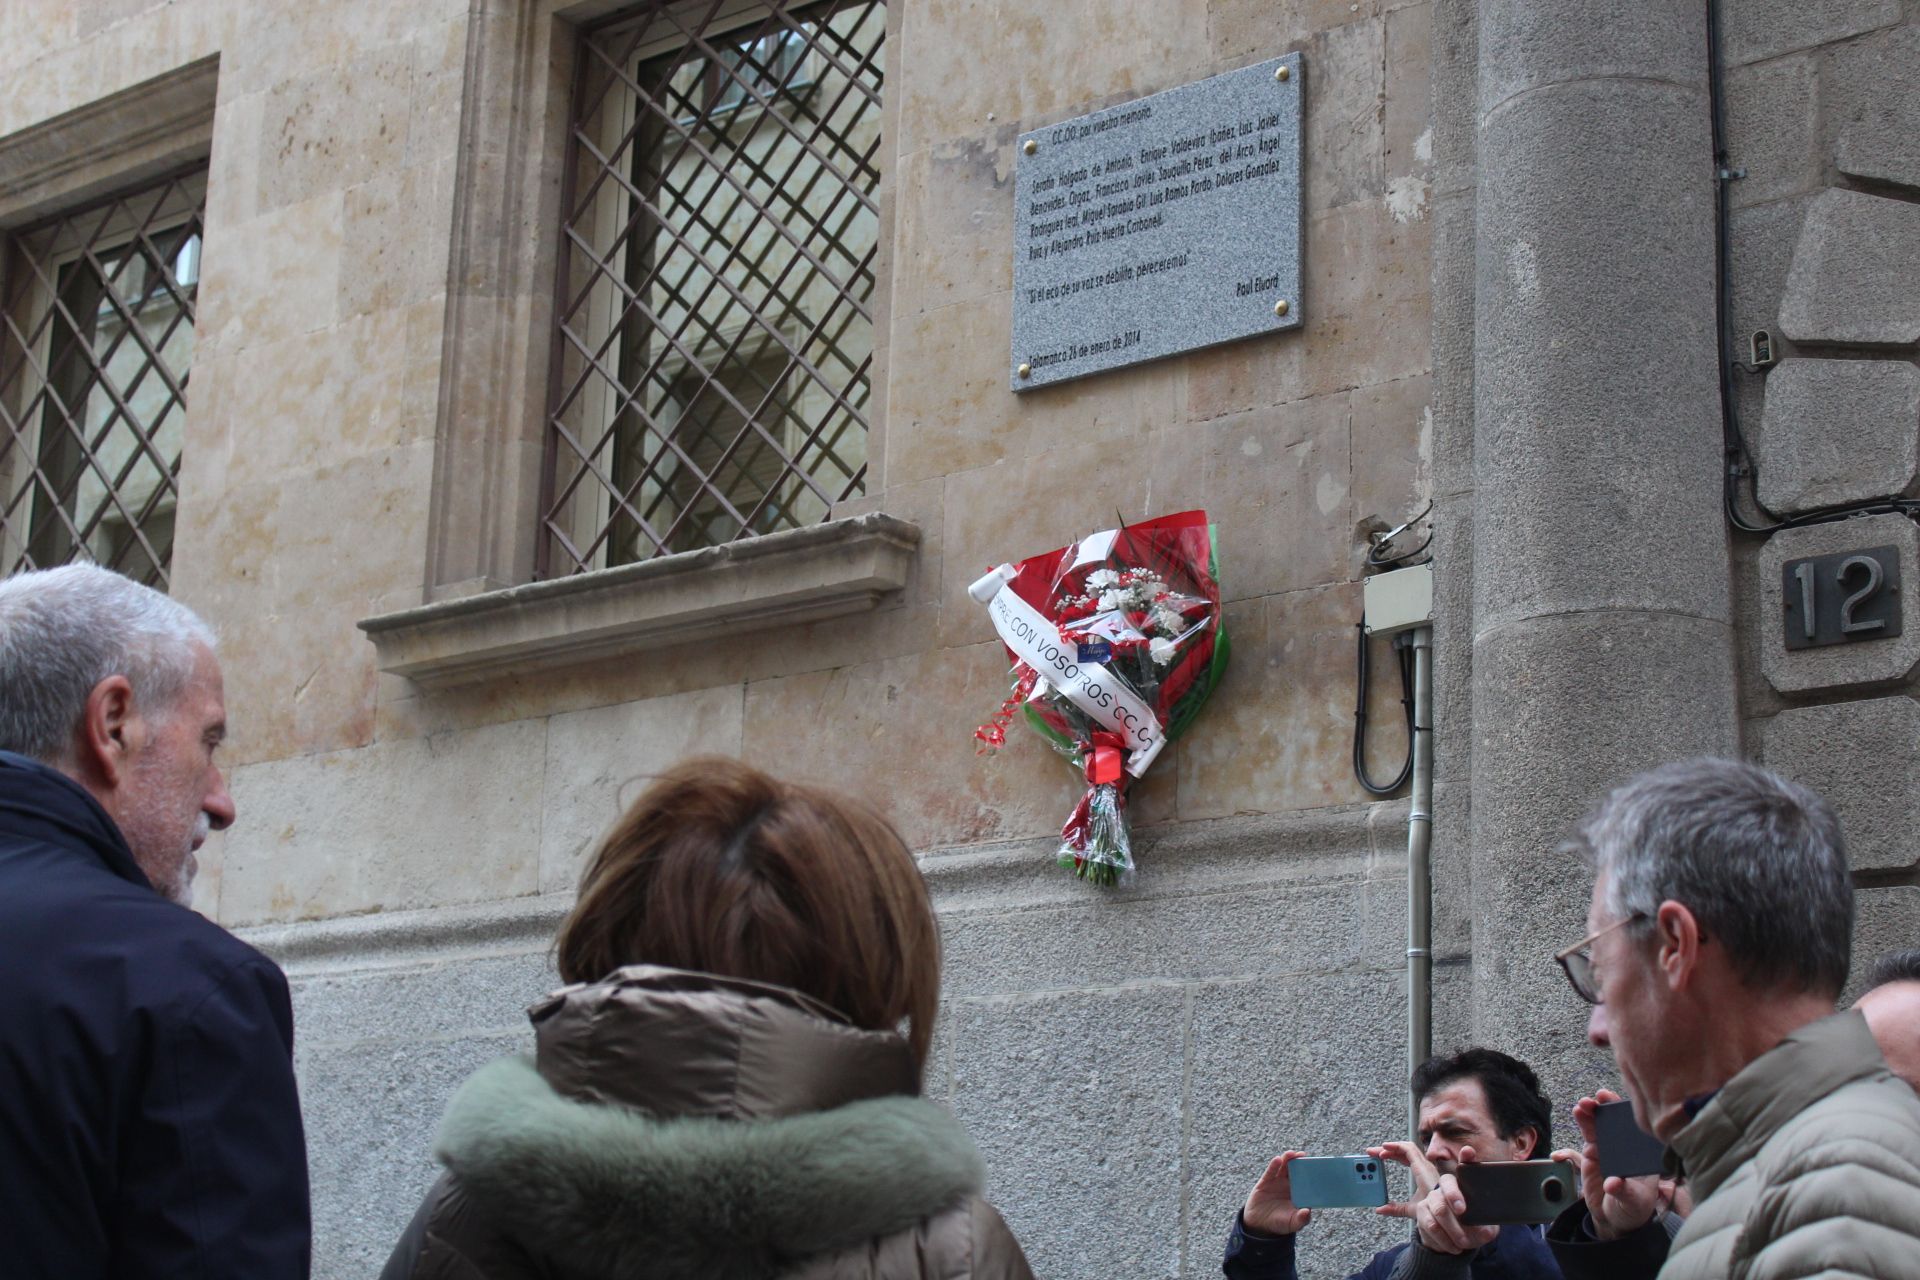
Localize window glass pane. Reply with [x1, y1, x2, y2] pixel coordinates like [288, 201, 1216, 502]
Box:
[545, 0, 884, 573]
[0, 169, 205, 589]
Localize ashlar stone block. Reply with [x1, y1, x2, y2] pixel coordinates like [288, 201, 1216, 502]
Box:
[1850, 885, 1920, 1003]
[1728, 196, 1813, 355]
[1185, 974, 1405, 1275]
[1306, 16, 1388, 212]
[1758, 513, 1920, 695]
[943, 986, 1187, 1279]
[891, 129, 1016, 318]
[894, 0, 1211, 158]
[742, 641, 1071, 851]
[300, 1031, 529, 1278]
[938, 878, 1377, 999]
[1778, 189, 1920, 348]
[1723, 54, 1818, 208]
[1475, 0, 1706, 112]
[222, 716, 546, 926]
[1831, 24, 1920, 193]
[1758, 697, 1920, 871]
[1209, 0, 1384, 59]
[1756, 358, 1920, 515]
[1177, 586, 1379, 819]
[1719, 0, 1899, 67]
[539, 685, 746, 893]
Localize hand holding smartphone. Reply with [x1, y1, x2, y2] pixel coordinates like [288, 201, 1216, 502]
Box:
[1593, 1098, 1666, 1179]
[1285, 1154, 1390, 1209]
[1452, 1159, 1578, 1225]
[1555, 1090, 1681, 1242]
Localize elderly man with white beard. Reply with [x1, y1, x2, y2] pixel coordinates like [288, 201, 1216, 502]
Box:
[0, 564, 309, 1278]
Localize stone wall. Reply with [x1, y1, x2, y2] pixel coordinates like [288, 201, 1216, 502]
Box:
[1419, 0, 1920, 1132]
[18, 0, 1915, 1276]
[0, 2, 1443, 1277]
[1718, 0, 1920, 993]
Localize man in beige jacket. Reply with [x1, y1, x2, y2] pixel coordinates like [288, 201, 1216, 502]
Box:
[1550, 758, 1920, 1280]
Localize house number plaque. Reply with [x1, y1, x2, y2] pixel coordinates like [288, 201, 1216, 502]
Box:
[1781, 546, 1902, 651]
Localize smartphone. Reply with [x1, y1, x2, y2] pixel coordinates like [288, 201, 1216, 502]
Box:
[1288, 1154, 1390, 1209]
[1453, 1159, 1576, 1225]
[1595, 1098, 1667, 1180]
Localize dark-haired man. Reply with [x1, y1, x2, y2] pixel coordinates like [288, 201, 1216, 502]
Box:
[1223, 1047, 1565, 1279]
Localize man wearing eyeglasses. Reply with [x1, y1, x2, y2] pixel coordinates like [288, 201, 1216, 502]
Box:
[1546, 757, 1920, 1280]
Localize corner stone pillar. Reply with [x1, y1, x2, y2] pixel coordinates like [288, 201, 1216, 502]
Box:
[1467, 0, 1739, 1084]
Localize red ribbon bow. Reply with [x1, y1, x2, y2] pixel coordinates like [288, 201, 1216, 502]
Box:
[1084, 730, 1125, 786]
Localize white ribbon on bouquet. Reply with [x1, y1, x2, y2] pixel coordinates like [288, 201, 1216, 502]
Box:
[968, 563, 1167, 777]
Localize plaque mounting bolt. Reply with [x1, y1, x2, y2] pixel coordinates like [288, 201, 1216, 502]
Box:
[1273, 299, 1291, 317]
[1022, 139, 1038, 156]
[1275, 65, 1291, 82]
[1017, 362, 1033, 379]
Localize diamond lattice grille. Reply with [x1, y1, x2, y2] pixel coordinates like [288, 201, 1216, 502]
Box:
[543, 0, 884, 573]
[0, 168, 206, 590]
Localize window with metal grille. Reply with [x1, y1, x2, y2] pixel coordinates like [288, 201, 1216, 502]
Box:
[0, 167, 205, 590]
[544, 0, 884, 574]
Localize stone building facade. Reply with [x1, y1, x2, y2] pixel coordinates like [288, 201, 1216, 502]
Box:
[1, 1, 1916, 1277]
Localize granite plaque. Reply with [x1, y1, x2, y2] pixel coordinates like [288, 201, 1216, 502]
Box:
[1010, 54, 1303, 391]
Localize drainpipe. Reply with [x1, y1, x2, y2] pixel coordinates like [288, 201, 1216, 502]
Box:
[1406, 625, 1433, 1139]
[1358, 562, 1436, 1137]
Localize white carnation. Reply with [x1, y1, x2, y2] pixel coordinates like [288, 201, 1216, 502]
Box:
[1149, 636, 1179, 666]
[1086, 569, 1120, 589]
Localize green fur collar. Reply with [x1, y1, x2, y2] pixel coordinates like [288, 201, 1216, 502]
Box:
[435, 1056, 985, 1278]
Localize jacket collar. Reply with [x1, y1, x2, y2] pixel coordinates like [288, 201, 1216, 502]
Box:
[0, 750, 148, 889]
[530, 965, 918, 1120]
[1669, 1008, 1885, 1201]
[436, 1054, 982, 1279]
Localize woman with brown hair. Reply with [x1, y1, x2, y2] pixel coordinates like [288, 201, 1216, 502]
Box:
[379, 757, 1034, 1280]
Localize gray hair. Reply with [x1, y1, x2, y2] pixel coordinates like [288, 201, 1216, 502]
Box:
[0, 564, 216, 762]
[1864, 949, 1920, 991]
[1573, 757, 1853, 998]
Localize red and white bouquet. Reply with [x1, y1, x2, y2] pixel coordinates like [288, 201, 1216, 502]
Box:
[970, 511, 1229, 885]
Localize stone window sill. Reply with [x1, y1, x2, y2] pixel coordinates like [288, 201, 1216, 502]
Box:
[359, 513, 920, 689]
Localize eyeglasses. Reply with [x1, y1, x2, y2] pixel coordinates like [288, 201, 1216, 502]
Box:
[1553, 913, 1647, 1005]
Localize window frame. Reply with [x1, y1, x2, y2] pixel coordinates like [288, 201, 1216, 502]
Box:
[359, 0, 913, 683]
[0, 164, 207, 588]
[539, 0, 887, 578]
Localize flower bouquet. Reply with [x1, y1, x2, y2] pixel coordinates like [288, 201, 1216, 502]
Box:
[970, 510, 1228, 885]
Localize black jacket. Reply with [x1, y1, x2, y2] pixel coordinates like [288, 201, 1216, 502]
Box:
[0, 751, 310, 1278]
[1542, 1202, 1675, 1280]
[1224, 1211, 1563, 1279]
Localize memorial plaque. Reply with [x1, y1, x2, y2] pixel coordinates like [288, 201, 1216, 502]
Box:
[1011, 54, 1303, 391]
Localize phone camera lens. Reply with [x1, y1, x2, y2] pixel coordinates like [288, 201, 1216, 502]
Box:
[1543, 1178, 1564, 1203]
[1367, 1162, 1377, 1172]
[1355, 1162, 1366, 1173]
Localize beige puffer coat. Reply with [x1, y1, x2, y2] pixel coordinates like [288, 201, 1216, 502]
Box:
[1660, 1009, 1920, 1280]
[379, 966, 1035, 1280]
